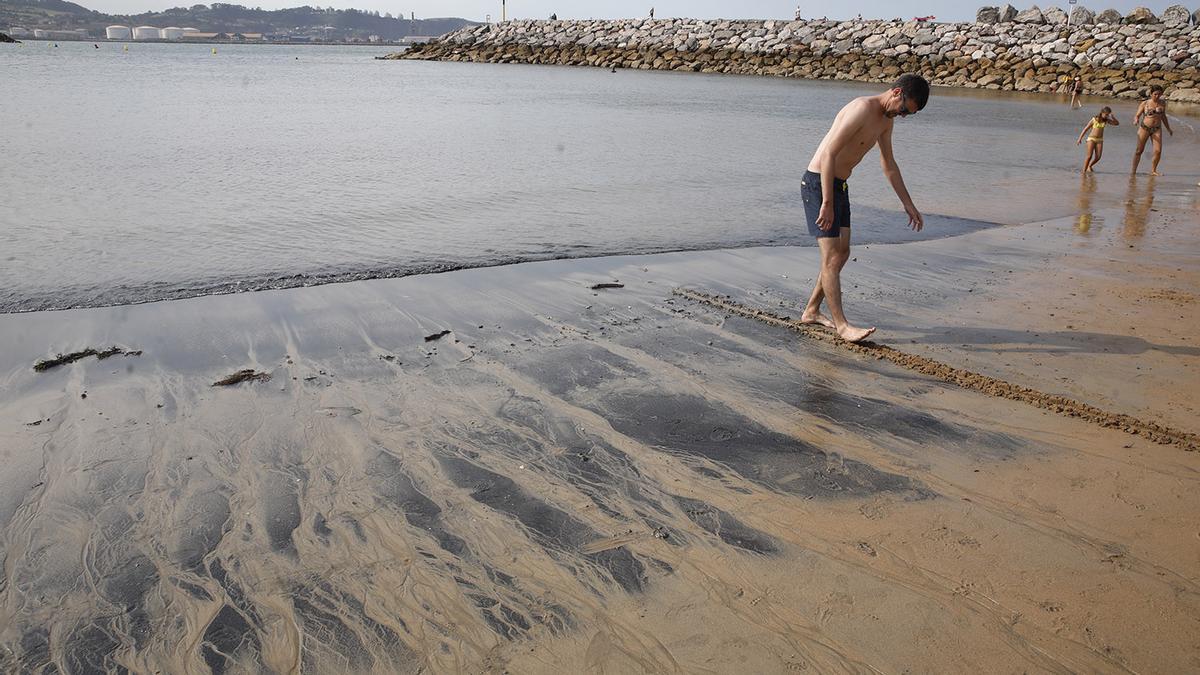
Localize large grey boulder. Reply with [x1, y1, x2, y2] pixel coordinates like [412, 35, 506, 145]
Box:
[1160, 5, 1191, 25]
[977, 6, 1001, 23]
[862, 34, 888, 49]
[1015, 6, 1045, 23]
[1042, 6, 1068, 23]
[1096, 8, 1123, 23]
[1069, 6, 1096, 25]
[1194, 8, 1200, 25]
[1000, 4, 1018, 21]
[911, 30, 938, 45]
[1124, 7, 1157, 24]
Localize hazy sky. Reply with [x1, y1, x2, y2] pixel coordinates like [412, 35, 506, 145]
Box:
[81, 1, 1187, 24]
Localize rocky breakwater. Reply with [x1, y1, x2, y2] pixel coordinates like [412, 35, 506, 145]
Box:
[387, 7, 1200, 103]
[0, 32, 20, 43]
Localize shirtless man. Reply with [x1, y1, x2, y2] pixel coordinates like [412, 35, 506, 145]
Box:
[800, 74, 928, 342]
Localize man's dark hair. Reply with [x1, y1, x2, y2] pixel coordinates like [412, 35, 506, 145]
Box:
[1150, 85, 1164, 95]
[894, 74, 930, 111]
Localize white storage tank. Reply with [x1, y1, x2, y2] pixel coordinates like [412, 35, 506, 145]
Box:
[132, 26, 159, 40]
[160, 27, 184, 40]
[106, 25, 131, 40]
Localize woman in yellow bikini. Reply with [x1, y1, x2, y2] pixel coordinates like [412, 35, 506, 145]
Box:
[1077, 106, 1118, 173]
[1131, 86, 1173, 175]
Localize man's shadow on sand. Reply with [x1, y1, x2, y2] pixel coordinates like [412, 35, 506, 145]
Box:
[891, 326, 1200, 357]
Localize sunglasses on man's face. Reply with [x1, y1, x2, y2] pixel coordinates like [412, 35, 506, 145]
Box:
[897, 93, 919, 118]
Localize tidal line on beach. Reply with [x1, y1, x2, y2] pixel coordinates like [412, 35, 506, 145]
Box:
[674, 288, 1199, 452]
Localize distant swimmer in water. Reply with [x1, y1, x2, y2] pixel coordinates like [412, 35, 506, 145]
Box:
[799, 74, 929, 343]
[1132, 86, 1173, 176]
[1077, 106, 1118, 173]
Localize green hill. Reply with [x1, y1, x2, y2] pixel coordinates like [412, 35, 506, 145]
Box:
[1, 0, 476, 41]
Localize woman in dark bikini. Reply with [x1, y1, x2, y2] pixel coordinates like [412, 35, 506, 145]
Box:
[1131, 86, 1174, 176]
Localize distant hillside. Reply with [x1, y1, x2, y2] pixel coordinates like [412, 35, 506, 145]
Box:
[0, 0, 477, 41]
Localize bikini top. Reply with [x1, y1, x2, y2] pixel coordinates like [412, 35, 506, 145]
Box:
[1093, 121, 1106, 129]
[1147, 105, 1165, 116]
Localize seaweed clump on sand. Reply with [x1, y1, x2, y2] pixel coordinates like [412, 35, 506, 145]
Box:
[33, 347, 142, 372]
[212, 369, 272, 386]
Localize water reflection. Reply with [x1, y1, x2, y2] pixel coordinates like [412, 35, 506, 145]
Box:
[1075, 174, 1099, 235]
[1122, 176, 1156, 239]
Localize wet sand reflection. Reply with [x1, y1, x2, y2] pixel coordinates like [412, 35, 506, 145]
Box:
[1075, 174, 1100, 234]
[1122, 175, 1156, 239]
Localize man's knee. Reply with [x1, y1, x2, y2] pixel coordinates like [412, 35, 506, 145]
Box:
[825, 250, 849, 269]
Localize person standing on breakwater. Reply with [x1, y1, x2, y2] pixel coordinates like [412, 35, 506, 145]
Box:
[799, 74, 929, 343]
[1131, 86, 1173, 176]
[1077, 107, 1118, 173]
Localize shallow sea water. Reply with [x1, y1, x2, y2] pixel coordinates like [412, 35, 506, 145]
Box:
[2, 41, 1198, 312]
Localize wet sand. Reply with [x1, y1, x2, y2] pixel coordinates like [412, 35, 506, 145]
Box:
[1, 178, 1199, 672]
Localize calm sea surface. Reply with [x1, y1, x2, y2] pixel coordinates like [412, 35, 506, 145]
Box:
[3, 42, 1198, 313]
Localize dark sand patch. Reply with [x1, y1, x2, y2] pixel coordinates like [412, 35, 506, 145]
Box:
[673, 495, 778, 555]
[436, 452, 648, 594]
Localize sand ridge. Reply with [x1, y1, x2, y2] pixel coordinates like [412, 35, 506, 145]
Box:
[674, 288, 1200, 452]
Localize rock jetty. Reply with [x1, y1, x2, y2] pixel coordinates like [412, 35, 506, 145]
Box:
[387, 6, 1200, 103]
[1, 32, 20, 43]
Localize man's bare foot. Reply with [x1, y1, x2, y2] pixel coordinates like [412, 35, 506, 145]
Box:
[837, 324, 876, 343]
[800, 310, 836, 329]
[1151, 171, 1164, 176]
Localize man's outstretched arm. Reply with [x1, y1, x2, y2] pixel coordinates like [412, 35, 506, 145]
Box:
[878, 125, 923, 232]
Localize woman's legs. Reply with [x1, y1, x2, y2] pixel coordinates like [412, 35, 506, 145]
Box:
[1092, 142, 1104, 169]
[1150, 132, 1164, 176]
[1131, 127, 1151, 174]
